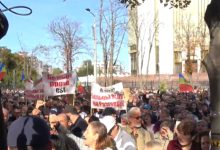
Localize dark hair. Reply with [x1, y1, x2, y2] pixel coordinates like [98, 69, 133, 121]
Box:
[177, 119, 196, 136]
[88, 115, 99, 123]
[199, 130, 210, 139]
[102, 107, 116, 116]
[50, 134, 80, 150]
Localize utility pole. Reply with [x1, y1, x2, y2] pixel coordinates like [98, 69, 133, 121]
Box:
[86, 61, 89, 87]
[86, 8, 97, 83]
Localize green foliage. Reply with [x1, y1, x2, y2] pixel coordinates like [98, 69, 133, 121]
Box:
[119, 0, 191, 8]
[77, 60, 94, 77]
[0, 47, 40, 89]
[53, 68, 63, 75]
[159, 81, 167, 93]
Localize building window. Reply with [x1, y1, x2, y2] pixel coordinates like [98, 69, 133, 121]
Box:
[174, 63, 182, 73]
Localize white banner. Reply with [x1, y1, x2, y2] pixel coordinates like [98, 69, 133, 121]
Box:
[91, 82, 126, 110]
[43, 73, 77, 96]
[24, 79, 44, 100]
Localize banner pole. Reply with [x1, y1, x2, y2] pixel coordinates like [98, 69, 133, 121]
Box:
[72, 94, 75, 106]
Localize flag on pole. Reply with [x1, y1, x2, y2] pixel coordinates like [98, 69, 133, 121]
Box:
[0, 62, 6, 80]
[179, 73, 193, 92]
[21, 70, 25, 81]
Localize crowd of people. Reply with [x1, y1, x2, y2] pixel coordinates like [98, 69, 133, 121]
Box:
[0, 88, 211, 150]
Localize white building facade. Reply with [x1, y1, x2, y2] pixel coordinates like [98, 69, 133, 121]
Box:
[128, 0, 210, 75]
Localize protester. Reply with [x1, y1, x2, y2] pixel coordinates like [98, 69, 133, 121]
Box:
[142, 112, 154, 134]
[7, 115, 51, 150]
[153, 108, 171, 133]
[100, 114, 136, 150]
[200, 131, 210, 150]
[67, 121, 117, 150]
[119, 113, 128, 129]
[2, 107, 9, 124]
[154, 120, 174, 150]
[167, 119, 201, 150]
[126, 107, 152, 150]
[57, 113, 69, 129]
[64, 105, 88, 137]
[50, 133, 80, 150]
[0, 83, 212, 150]
[49, 114, 58, 134]
[196, 120, 209, 133]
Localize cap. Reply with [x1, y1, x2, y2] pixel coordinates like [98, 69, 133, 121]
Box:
[50, 107, 58, 115]
[142, 104, 151, 110]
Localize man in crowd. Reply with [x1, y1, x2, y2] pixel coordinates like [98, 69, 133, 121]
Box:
[100, 107, 136, 150]
[64, 105, 88, 137]
[126, 107, 153, 150]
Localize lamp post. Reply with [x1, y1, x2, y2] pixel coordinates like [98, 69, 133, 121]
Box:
[86, 8, 97, 83]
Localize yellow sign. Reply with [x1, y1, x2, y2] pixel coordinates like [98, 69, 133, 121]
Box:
[123, 88, 131, 102]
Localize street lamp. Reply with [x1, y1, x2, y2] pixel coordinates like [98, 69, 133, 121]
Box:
[85, 8, 97, 83]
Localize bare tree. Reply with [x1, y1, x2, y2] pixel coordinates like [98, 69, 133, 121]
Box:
[174, 14, 209, 76]
[99, 0, 127, 86]
[48, 17, 87, 73]
[128, 6, 160, 88]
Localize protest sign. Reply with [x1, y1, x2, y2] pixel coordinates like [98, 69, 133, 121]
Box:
[123, 88, 131, 102]
[43, 73, 77, 96]
[24, 79, 44, 100]
[91, 82, 126, 110]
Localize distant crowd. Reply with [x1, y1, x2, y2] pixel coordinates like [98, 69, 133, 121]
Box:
[1, 88, 211, 150]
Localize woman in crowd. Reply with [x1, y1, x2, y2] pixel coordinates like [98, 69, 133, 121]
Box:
[67, 121, 117, 150]
[200, 131, 210, 150]
[154, 120, 174, 150]
[142, 112, 154, 134]
[50, 134, 80, 150]
[167, 119, 201, 150]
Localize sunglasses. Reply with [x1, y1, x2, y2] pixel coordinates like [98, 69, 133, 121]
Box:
[132, 115, 142, 120]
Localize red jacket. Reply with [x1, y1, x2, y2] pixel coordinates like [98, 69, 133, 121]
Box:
[167, 140, 201, 150]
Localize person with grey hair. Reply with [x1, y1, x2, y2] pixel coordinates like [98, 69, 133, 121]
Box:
[119, 113, 128, 129]
[125, 107, 153, 150]
[100, 115, 136, 150]
[154, 120, 174, 150]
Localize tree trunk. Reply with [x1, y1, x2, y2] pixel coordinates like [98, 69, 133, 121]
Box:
[204, 0, 220, 149]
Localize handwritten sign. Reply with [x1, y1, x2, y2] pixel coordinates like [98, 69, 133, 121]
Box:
[91, 83, 126, 110]
[43, 73, 77, 96]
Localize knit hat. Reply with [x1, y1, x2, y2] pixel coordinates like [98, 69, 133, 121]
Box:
[142, 104, 151, 110]
[7, 115, 50, 149]
[50, 107, 59, 115]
